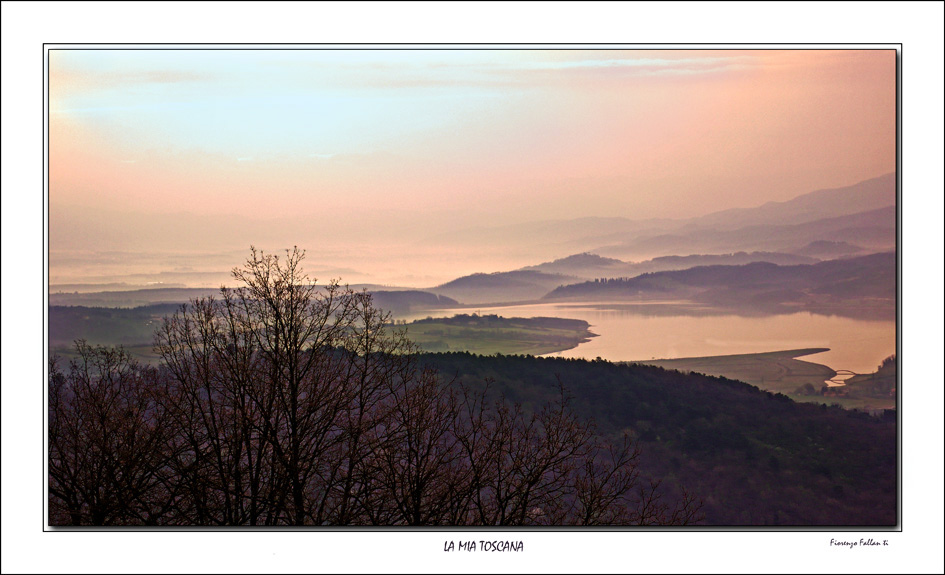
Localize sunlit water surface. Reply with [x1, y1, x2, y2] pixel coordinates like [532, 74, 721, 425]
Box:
[399, 302, 896, 375]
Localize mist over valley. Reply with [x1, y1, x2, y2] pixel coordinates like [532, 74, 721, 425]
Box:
[50, 174, 897, 413]
[43, 48, 902, 530]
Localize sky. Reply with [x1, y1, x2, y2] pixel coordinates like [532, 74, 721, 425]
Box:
[10, 4, 943, 572]
[48, 48, 896, 287]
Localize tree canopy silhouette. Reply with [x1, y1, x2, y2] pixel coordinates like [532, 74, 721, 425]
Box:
[48, 246, 702, 526]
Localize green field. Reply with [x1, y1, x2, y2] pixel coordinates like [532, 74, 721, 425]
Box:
[48, 306, 597, 362]
[402, 314, 596, 356]
[48, 303, 895, 413]
[633, 348, 895, 412]
[635, 348, 834, 393]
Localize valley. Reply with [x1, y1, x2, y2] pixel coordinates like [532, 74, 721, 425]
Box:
[37, 42, 909, 540]
[48, 173, 899, 414]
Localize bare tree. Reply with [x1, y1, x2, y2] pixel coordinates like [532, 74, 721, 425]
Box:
[308, 292, 415, 525]
[50, 246, 702, 527]
[455, 382, 595, 525]
[156, 295, 280, 525]
[367, 361, 467, 525]
[453, 379, 703, 526]
[48, 342, 177, 525]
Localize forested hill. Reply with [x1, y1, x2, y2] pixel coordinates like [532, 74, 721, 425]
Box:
[422, 352, 896, 526]
[369, 290, 458, 314]
[431, 270, 578, 304]
[543, 252, 895, 316]
[520, 252, 627, 277]
[522, 251, 818, 279]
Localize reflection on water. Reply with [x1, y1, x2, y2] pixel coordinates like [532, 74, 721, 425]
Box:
[400, 302, 896, 375]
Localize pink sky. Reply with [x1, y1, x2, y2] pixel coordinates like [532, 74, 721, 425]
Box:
[48, 48, 896, 285]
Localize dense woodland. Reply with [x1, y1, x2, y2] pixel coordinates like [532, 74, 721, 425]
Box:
[48, 248, 701, 526]
[423, 353, 896, 525]
[47, 247, 897, 527]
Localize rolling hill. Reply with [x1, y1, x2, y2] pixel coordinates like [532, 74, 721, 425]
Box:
[520, 252, 628, 277]
[522, 251, 820, 280]
[423, 352, 896, 526]
[543, 252, 895, 318]
[594, 206, 895, 260]
[422, 173, 896, 262]
[791, 240, 866, 258]
[430, 270, 578, 305]
[685, 173, 895, 231]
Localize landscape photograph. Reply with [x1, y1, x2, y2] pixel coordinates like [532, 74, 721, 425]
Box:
[44, 46, 900, 530]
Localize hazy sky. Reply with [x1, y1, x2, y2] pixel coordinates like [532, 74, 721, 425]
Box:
[48, 48, 896, 285]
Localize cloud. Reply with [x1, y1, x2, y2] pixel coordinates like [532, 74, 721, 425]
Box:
[513, 56, 755, 74]
[49, 52, 215, 116]
[51, 63, 210, 95]
[272, 52, 760, 94]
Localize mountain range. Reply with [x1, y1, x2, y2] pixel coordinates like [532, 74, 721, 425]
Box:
[430, 270, 578, 305]
[424, 173, 896, 261]
[51, 173, 897, 319]
[543, 252, 895, 319]
[522, 251, 820, 279]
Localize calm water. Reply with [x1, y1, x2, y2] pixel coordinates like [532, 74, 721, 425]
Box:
[400, 302, 896, 375]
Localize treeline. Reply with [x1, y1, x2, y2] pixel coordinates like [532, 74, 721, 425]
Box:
[359, 290, 458, 315]
[48, 303, 180, 348]
[842, 354, 897, 399]
[48, 248, 700, 527]
[48, 294, 459, 350]
[542, 253, 896, 320]
[544, 252, 896, 301]
[422, 352, 897, 525]
[409, 314, 589, 331]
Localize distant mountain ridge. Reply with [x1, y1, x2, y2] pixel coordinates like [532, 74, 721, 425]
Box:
[543, 252, 895, 319]
[686, 173, 895, 231]
[370, 291, 458, 314]
[792, 240, 865, 258]
[597, 205, 895, 259]
[422, 173, 896, 261]
[430, 270, 578, 305]
[523, 251, 820, 280]
[520, 253, 629, 277]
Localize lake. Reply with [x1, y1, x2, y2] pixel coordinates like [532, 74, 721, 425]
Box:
[399, 302, 896, 375]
